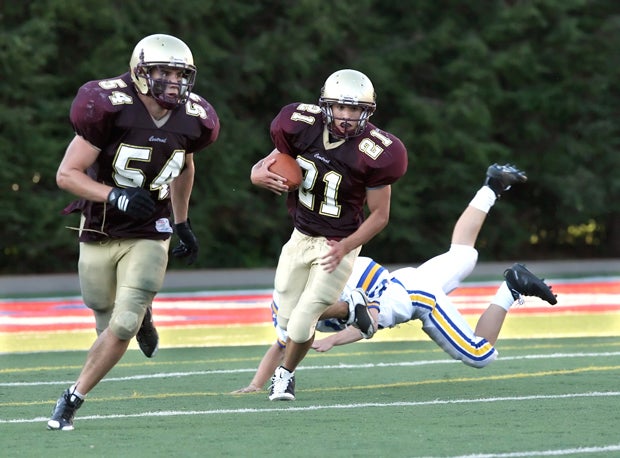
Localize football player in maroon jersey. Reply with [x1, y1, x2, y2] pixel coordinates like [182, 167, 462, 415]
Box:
[47, 34, 220, 431]
[251, 69, 408, 400]
[234, 164, 547, 394]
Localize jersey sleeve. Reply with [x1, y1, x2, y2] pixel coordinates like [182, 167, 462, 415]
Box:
[185, 94, 221, 153]
[346, 256, 391, 303]
[364, 130, 409, 188]
[69, 80, 119, 149]
[270, 103, 321, 156]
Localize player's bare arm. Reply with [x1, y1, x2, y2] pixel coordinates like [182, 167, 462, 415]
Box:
[56, 135, 111, 202]
[313, 305, 379, 352]
[170, 153, 195, 224]
[312, 326, 364, 352]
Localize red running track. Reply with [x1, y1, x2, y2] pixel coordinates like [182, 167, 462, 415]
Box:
[1, 280, 619, 333]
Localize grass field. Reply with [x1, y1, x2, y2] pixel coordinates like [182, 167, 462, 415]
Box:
[2, 333, 619, 457]
[2, 275, 620, 457]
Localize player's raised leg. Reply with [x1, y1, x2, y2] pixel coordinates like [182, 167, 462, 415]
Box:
[475, 263, 557, 344]
[420, 163, 528, 295]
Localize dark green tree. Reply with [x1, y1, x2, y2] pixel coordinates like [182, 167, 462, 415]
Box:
[1, 0, 619, 274]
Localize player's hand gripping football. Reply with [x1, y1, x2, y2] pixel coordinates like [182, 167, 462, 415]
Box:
[172, 220, 199, 265]
[107, 187, 155, 220]
[250, 157, 291, 195]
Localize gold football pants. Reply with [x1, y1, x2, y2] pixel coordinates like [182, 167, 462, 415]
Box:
[274, 229, 360, 343]
[78, 238, 169, 339]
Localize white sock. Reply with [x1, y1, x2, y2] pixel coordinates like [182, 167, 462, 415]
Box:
[69, 384, 85, 401]
[277, 366, 294, 377]
[492, 282, 516, 311]
[469, 187, 497, 213]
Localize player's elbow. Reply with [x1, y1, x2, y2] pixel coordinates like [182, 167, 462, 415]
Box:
[373, 209, 390, 231]
[56, 168, 71, 191]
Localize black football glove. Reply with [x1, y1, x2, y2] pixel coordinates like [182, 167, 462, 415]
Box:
[172, 220, 199, 265]
[107, 187, 155, 220]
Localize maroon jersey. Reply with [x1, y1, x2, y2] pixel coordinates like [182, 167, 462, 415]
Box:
[271, 103, 408, 239]
[63, 72, 219, 242]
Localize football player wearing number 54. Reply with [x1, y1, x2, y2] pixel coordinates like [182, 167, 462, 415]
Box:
[250, 69, 408, 401]
[48, 34, 219, 431]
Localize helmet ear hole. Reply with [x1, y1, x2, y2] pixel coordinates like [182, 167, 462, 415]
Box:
[132, 65, 150, 95]
[135, 65, 148, 78]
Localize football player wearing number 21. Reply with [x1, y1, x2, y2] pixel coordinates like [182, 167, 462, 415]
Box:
[47, 34, 220, 431]
[250, 69, 408, 401]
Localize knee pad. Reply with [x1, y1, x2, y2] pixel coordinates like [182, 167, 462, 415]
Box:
[109, 310, 141, 340]
[287, 307, 319, 342]
[108, 286, 155, 340]
[288, 321, 316, 343]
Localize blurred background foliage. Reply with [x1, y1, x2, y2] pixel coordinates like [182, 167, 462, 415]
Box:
[1, 0, 619, 274]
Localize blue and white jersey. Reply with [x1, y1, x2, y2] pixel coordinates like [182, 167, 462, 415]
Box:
[340, 256, 391, 304]
[274, 245, 496, 368]
[376, 244, 479, 329]
[372, 245, 497, 368]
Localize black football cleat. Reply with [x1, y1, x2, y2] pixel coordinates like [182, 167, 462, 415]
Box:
[484, 163, 527, 197]
[136, 306, 159, 358]
[268, 366, 295, 401]
[504, 263, 557, 305]
[349, 288, 376, 339]
[47, 388, 83, 431]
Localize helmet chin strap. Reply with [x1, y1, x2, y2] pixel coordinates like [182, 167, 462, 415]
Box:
[145, 74, 190, 109]
[153, 97, 177, 110]
[329, 115, 365, 139]
[321, 103, 373, 139]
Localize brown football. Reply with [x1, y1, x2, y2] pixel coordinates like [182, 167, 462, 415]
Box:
[268, 153, 303, 191]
